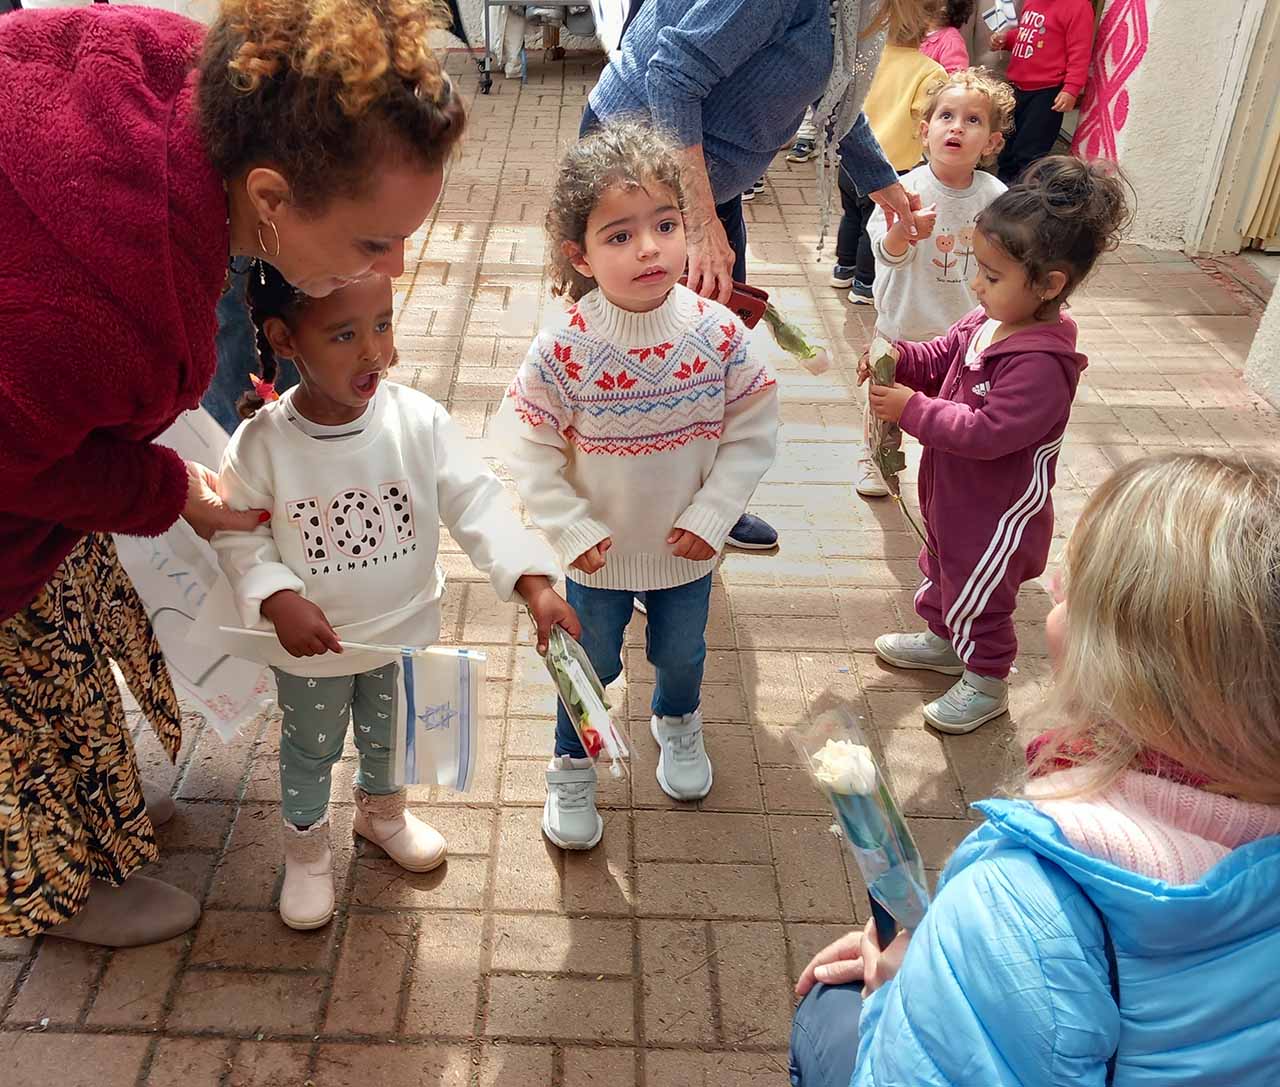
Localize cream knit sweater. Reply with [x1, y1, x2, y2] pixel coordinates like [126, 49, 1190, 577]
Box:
[494, 285, 778, 591]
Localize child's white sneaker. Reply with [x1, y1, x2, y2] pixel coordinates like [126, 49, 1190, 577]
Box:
[280, 818, 335, 931]
[543, 756, 603, 850]
[856, 457, 890, 498]
[353, 788, 447, 873]
[874, 631, 965, 676]
[923, 671, 1009, 734]
[650, 711, 713, 801]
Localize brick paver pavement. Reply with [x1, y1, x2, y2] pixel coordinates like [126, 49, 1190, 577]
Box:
[3, 55, 1278, 1086]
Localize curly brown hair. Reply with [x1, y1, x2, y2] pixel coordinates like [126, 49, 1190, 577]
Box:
[977, 155, 1134, 317]
[198, 0, 466, 209]
[921, 67, 1016, 166]
[546, 119, 686, 302]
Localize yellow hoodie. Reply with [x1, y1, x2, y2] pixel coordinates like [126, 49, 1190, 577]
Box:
[862, 45, 948, 172]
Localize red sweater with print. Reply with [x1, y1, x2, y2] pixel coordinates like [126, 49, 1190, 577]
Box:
[0, 8, 228, 618]
[1004, 0, 1095, 98]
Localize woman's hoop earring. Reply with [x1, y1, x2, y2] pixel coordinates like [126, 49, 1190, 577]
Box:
[256, 219, 282, 259]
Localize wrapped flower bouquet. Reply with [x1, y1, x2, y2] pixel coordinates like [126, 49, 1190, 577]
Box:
[544, 626, 629, 778]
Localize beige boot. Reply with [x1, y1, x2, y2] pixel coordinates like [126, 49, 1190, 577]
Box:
[142, 778, 176, 828]
[280, 818, 335, 930]
[45, 876, 200, 947]
[353, 788, 446, 873]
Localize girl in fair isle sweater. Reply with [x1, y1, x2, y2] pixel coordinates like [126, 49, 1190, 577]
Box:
[496, 122, 779, 850]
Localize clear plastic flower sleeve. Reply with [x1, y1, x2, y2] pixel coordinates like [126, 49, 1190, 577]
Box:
[792, 698, 929, 937]
[544, 626, 629, 778]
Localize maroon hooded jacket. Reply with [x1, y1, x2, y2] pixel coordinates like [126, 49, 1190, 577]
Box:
[0, 7, 228, 619]
[893, 308, 1086, 676]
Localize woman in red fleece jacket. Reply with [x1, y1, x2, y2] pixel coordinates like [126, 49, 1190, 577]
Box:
[991, 0, 1096, 182]
[0, 0, 464, 946]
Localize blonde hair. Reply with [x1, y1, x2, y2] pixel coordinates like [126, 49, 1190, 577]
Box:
[872, 0, 933, 45]
[546, 119, 686, 301]
[198, 0, 464, 207]
[1030, 452, 1280, 804]
[921, 67, 1016, 165]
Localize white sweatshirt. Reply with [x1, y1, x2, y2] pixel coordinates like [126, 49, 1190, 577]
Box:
[200, 382, 559, 677]
[493, 285, 779, 591]
[869, 163, 1007, 342]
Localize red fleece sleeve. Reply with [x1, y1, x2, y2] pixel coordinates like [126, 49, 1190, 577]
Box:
[0, 300, 189, 537]
[892, 325, 967, 398]
[898, 351, 1072, 460]
[1062, 1, 1096, 98]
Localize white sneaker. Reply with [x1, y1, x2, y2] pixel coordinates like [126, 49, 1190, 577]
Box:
[874, 631, 965, 676]
[650, 712, 713, 801]
[280, 818, 335, 931]
[543, 756, 603, 850]
[924, 671, 1009, 734]
[856, 457, 890, 498]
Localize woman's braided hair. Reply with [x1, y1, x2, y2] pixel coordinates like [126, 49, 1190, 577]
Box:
[198, 0, 466, 209]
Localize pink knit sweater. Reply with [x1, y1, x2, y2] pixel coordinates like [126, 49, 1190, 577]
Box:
[1027, 769, 1280, 885]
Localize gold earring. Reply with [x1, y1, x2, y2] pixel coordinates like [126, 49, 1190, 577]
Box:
[256, 220, 282, 259]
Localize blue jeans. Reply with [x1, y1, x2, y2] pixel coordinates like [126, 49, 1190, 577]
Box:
[554, 575, 712, 758]
[579, 106, 747, 284]
[202, 263, 298, 435]
[789, 983, 863, 1086]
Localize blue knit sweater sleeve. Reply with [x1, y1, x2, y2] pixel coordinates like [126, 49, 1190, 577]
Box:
[839, 114, 899, 197]
[644, 0, 787, 146]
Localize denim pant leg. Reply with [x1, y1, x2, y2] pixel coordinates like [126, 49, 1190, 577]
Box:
[351, 664, 400, 795]
[644, 574, 712, 719]
[273, 670, 356, 826]
[716, 195, 748, 284]
[203, 265, 299, 435]
[789, 983, 864, 1087]
[579, 103, 600, 138]
[554, 580, 636, 758]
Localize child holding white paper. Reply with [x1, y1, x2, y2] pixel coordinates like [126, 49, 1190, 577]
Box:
[209, 266, 578, 930]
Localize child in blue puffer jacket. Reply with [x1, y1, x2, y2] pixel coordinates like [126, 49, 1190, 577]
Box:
[789, 450, 1280, 1087]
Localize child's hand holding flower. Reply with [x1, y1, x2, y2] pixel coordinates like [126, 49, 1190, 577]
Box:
[668, 528, 716, 562]
[869, 382, 915, 423]
[516, 574, 581, 655]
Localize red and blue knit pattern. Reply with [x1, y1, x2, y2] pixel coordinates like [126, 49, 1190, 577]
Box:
[510, 301, 775, 456]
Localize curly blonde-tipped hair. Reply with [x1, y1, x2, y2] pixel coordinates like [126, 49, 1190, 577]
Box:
[198, 0, 465, 207]
[921, 67, 1016, 165]
[546, 119, 686, 302]
[1029, 452, 1280, 805]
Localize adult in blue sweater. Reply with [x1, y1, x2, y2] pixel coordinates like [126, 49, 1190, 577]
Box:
[789, 452, 1280, 1086]
[586, 0, 924, 548]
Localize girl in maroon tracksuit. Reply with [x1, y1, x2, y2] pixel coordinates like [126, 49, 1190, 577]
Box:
[863, 156, 1130, 733]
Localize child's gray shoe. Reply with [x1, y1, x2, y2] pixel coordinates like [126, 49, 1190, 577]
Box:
[924, 671, 1009, 734]
[874, 631, 964, 676]
[543, 756, 603, 850]
[650, 711, 713, 801]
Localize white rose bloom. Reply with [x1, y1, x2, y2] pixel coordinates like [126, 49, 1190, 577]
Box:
[810, 738, 878, 795]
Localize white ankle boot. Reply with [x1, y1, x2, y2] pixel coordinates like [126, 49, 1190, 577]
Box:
[280, 818, 335, 931]
[353, 788, 447, 873]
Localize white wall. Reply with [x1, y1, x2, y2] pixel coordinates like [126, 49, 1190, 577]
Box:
[1245, 288, 1280, 409]
[1107, 0, 1248, 250]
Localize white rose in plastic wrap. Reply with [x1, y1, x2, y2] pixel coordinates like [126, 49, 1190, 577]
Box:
[810, 738, 877, 795]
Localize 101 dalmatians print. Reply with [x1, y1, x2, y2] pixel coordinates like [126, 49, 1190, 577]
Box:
[287, 481, 418, 576]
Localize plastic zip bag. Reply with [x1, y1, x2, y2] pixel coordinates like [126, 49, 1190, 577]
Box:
[543, 626, 629, 778]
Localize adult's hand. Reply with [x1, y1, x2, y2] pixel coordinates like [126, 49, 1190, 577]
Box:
[795, 928, 865, 996]
[686, 213, 736, 304]
[181, 460, 267, 540]
[860, 919, 912, 997]
[870, 182, 919, 240]
[676, 143, 735, 304]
